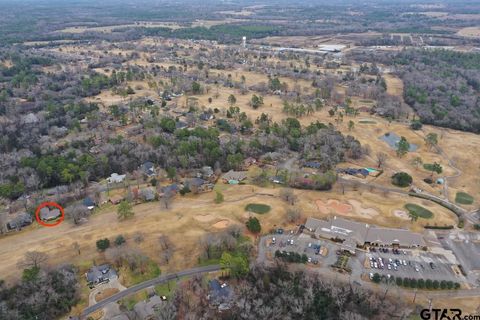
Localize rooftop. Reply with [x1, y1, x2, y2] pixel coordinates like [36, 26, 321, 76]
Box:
[39, 207, 61, 221]
[307, 216, 425, 248]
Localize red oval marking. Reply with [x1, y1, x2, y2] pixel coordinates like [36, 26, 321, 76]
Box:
[35, 201, 65, 227]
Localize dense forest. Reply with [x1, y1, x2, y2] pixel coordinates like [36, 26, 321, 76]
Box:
[350, 49, 480, 133]
[0, 265, 79, 320]
[396, 50, 480, 133]
[155, 264, 408, 320]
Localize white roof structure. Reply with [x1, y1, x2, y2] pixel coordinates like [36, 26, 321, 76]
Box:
[108, 173, 126, 183]
[305, 216, 425, 249]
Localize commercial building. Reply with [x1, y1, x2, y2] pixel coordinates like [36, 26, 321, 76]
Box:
[305, 216, 425, 253]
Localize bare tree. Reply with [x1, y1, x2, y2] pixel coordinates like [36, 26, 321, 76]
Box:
[17, 251, 48, 269]
[73, 242, 81, 255]
[376, 152, 388, 169]
[158, 235, 175, 264]
[279, 188, 297, 205]
[133, 231, 145, 244]
[160, 190, 174, 209]
[286, 206, 303, 223]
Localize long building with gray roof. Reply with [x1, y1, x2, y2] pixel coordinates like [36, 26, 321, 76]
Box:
[305, 216, 425, 253]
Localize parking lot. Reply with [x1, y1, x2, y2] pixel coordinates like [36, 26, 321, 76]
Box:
[365, 248, 461, 282]
[260, 232, 465, 287]
[264, 233, 340, 266]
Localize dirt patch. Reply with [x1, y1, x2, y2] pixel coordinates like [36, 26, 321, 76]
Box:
[212, 219, 230, 229]
[393, 210, 410, 220]
[95, 288, 119, 302]
[315, 199, 330, 214]
[383, 74, 404, 97]
[328, 199, 353, 214]
[315, 199, 353, 215]
[457, 27, 480, 38]
[347, 199, 380, 218]
[194, 214, 215, 222]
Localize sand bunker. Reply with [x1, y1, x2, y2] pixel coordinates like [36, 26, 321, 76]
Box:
[212, 219, 230, 229]
[347, 199, 380, 218]
[329, 200, 353, 214]
[315, 199, 330, 214]
[194, 214, 215, 222]
[315, 199, 353, 215]
[393, 210, 411, 220]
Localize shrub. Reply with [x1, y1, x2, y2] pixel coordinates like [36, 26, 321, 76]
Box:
[215, 191, 224, 204]
[440, 280, 447, 289]
[150, 178, 157, 186]
[410, 278, 417, 288]
[246, 217, 261, 233]
[432, 280, 439, 289]
[372, 273, 381, 283]
[425, 279, 433, 289]
[96, 238, 110, 251]
[410, 120, 423, 130]
[417, 278, 425, 289]
[114, 235, 126, 246]
[391, 172, 413, 187]
[396, 277, 402, 286]
[423, 178, 433, 184]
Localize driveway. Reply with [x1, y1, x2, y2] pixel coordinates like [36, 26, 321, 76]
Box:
[88, 277, 127, 306]
[81, 264, 220, 319]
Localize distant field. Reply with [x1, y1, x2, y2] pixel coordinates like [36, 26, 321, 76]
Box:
[455, 192, 474, 205]
[404, 203, 433, 219]
[457, 27, 480, 38]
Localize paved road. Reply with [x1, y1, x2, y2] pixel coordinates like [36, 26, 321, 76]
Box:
[81, 264, 220, 319]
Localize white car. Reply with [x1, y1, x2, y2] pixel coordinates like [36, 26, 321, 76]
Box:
[388, 258, 393, 263]
[369, 273, 374, 280]
[415, 266, 420, 272]
[387, 264, 391, 270]
[374, 262, 378, 269]
[308, 243, 312, 248]
[308, 257, 312, 263]
[403, 260, 407, 266]
[272, 237, 276, 244]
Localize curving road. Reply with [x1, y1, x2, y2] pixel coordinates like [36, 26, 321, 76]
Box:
[80, 264, 220, 319]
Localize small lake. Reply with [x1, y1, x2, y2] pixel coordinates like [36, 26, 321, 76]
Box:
[379, 132, 418, 151]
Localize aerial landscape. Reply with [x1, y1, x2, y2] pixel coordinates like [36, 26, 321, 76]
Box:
[0, 0, 480, 319]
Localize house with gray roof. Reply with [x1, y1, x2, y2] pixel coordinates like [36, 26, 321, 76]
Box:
[222, 170, 248, 184]
[86, 264, 117, 287]
[40, 207, 61, 221]
[140, 188, 156, 201]
[134, 295, 162, 319]
[141, 161, 156, 177]
[208, 280, 234, 309]
[6, 213, 33, 231]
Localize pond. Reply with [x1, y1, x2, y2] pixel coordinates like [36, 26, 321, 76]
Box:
[379, 132, 418, 151]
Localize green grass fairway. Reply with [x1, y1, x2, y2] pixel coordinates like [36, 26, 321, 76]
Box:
[404, 203, 433, 219]
[245, 203, 271, 214]
[455, 192, 474, 205]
